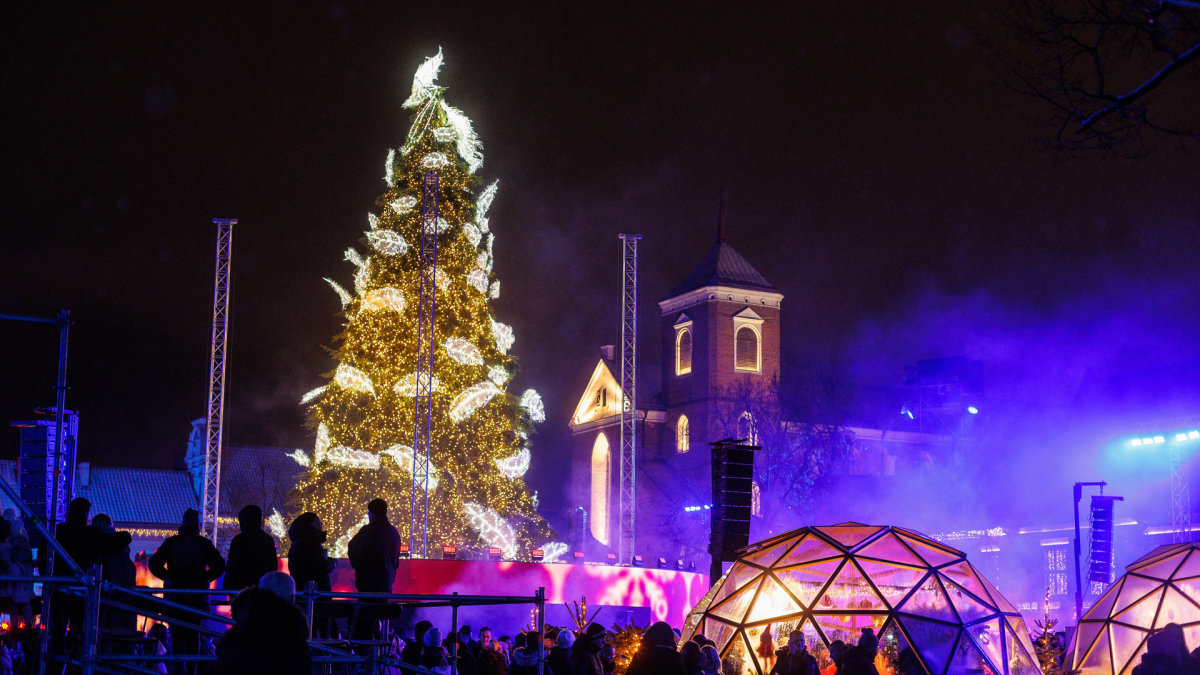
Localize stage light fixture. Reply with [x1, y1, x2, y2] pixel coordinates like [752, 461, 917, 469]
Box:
[572, 551, 585, 563]
[688, 562, 697, 572]
[605, 553, 618, 565]
[967, 406, 979, 414]
[442, 545, 457, 560]
[399, 544, 411, 559]
[674, 559, 685, 570]
[487, 546, 502, 561]
[631, 555, 643, 567]
[657, 557, 668, 569]
[531, 549, 544, 562]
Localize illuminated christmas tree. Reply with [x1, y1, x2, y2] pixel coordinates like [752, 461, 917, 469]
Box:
[286, 49, 557, 560]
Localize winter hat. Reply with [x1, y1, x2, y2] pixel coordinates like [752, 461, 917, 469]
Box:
[585, 623, 605, 639]
[424, 626, 443, 647]
[557, 631, 575, 649]
[858, 628, 878, 651]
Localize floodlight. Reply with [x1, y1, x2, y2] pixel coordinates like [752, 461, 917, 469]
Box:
[605, 553, 618, 565]
[1177, 433, 1189, 442]
[399, 544, 411, 559]
[441, 545, 457, 560]
[675, 559, 685, 570]
[531, 548, 544, 562]
[487, 547, 502, 561]
[657, 557, 668, 569]
[1155, 436, 1166, 444]
[631, 555, 644, 567]
[572, 551, 585, 563]
[1190, 430, 1200, 440]
[967, 406, 979, 415]
[1132, 438, 1144, 447]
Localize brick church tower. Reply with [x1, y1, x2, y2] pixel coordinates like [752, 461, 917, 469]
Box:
[568, 225, 782, 561]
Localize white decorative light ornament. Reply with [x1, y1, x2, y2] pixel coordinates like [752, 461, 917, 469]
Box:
[300, 385, 327, 405]
[323, 278, 351, 307]
[495, 447, 531, 478]
[354, 261, 371, 294]
[488, 281, 500, 299]
[394, 372, 440, 396]
[367, 230, 409, 256]
[362, 287, 405, 313]
[538, 541, 568, 563]
[400, 48, 484, 172]
[367, 213, 379, 230]
[491, 319, 515, 354]
[444, 338, 483, 365]
[421, 152, 451, 169]
[424, 216, 450, 235]
[477, 181, 499, 221]
[382, 444, 440, 491]
[476, 252, 489, 270]
[268, 509, 288, 540]
[466, 268, 488, 293]
[433, 126, 456, 142]
[520, 389, 546, 423]
[436, 269, 451, 291]
[449, 381, 501, 422]
[313, 423, 331, 464]
[385, 149, 396, 187]
[463, 223, 481, 247]
[488, 366, 509, 386]
[325, 446, 380, 469]
[464, 503, 517, 558]
[391, 195, 417, 214]
[334, 364, 376, 395]
[286, 449, 311, 467]
[344, 248, 366, 269]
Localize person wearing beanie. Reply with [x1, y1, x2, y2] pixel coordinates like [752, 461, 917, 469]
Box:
[421, 626, 451, 674]
[839, 628, 880, 675]
[571, 623, 612, 675]
[149, 508, 226, 673]
[547, 628, 574, 675]
[402, 620, 433, 666]
[223, 504, 278, 590]
[626, 621, 684, 675]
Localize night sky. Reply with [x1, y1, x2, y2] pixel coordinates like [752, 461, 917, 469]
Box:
[3, 2, 1198, 528]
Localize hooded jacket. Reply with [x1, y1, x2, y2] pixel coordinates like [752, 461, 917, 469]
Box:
[626, 622, 684, 675]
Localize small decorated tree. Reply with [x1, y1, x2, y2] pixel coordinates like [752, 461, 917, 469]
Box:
[287, 49, 556, 559]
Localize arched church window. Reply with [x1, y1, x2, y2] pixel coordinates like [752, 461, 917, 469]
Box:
[676, 328, 692, 375]
[676, 415, 690, 453]
[590, 434, 610, 545]
[735, 325, 760, 372]
[737, 411, 758, 445]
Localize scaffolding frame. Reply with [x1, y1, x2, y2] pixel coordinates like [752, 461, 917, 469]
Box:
[411, 174, 439, 559]
[201, 218, 235, 542]
[618, 234, 641, 562]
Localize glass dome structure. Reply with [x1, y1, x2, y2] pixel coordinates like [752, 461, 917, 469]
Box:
[1070, 542, 1200, 674]
[681, 523, 1039, 675]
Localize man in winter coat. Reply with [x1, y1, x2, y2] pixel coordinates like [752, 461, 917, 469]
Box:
[215, 585, 311, 674]
[148, 508, 226, 674]
[570, 623, 615, 675]
[839, 628, 880, 675]
[222, 504, 278, 590]
[626, 621, 684, 675]
[347, 498, 402, 592]
[768, 630, 818, 675]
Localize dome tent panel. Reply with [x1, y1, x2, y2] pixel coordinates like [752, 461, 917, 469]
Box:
[1160, 585, 1200, 624]
[1133, 549, 1187, 580]
[1174, 548, 1200, 578]
[896, 533, 962, 568]
[965, 616, 1005, 673]
[1001, 619, 1043, 675]
[1078, 624, 1113, 672]
[897, 576, 960, 623]
[857, 531, 927, 567]
[1088, 577, 1125, 618]
[745, 573, 803, 623]
[1111, 574, 1161, 616]
[814, 524, 882, 549]
[776, 533, 843, 566]
[1004, 615, 1041, 668]
[1072, 620, 1107, 668]
[1109, 624, 1148, 675]
[939, 560, 999, 608]
[941, 577, 996, 625]
[896, 614, 960, 675]
[703, 617, 739, 657]
[976, 570, 1020, 614]
[856, 558, 928, 609]
[947, 635, 991, 674]
[711, 578, 764, 624]
[813, 559, 886, 611]
[740, 538, 791, 568]
[1177, 576, 1200, 603]
[773, 559, 844, 608]
[1112, 586, 1164, 629]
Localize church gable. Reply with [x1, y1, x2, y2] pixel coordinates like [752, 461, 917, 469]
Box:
[570, 359, 625, 427]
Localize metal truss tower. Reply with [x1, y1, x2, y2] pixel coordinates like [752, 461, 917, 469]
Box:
[410, 173, 439, 559]
[618, 233, 641, 562]
[202, 218, 235, 543]
[1135, 416, 1196, 543]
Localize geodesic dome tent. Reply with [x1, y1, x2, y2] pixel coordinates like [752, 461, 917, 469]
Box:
[681, 523, 1040, 675]
[1070, 542, 1200, 674]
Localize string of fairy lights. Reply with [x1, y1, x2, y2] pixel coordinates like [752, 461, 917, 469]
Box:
[282, 49, 560, 561]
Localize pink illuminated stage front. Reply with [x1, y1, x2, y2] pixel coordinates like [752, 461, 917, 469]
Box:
[329, 560, 709, 628]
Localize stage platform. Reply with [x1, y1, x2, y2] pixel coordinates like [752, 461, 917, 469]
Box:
[329, 560, 709, 628]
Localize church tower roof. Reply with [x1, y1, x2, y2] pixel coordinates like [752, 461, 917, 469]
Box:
[665, 239, 777, 299]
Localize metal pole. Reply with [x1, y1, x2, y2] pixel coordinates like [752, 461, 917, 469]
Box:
[305, 581, 316, 639]
[450, 592, 459, 675]
[1073, 483, 1083, 624]
[80, 564, 102, 675]
[535, 587, 545, 675]
[50, 309, 70, 530]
